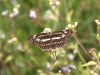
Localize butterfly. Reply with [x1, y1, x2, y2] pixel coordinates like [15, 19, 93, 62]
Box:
[27, 28, 73, 50]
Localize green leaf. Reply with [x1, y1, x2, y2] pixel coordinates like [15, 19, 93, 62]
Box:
[98, 52, 100, 59]
[51, 61, 58, 69]
[81, 61, 97, 67]
[65, 10, 74, 23]
[4, 55, 13, 64]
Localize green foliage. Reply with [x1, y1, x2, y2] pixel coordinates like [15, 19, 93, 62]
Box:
[82, 48, 100, 71]
[0, 0, 100, 75]
[81, 61, 97, 67]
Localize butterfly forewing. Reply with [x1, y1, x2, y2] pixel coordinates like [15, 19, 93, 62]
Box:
[27, 29, 73, 50]
[28, 33, 53, 50]
[28, 33, 45, 44]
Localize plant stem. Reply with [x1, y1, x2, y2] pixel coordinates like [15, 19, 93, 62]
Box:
[57, 63, 68, 75]
[73, 34, 93, 60]
[52, 50, 68, 75]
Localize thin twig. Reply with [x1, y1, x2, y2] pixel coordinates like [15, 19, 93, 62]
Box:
[73, 34, 93, 60]
[57, 63, 68, 75]
[52, 50, 68, 75]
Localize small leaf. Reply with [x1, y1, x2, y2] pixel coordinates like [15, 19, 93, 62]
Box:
[81, 61, 97, 67]
[51, 61, 58, 69]
[98, 67, 100, 70]
[4, 55, 13, 64]
[65, 10, 73, 23]
[98, 52, 100, 59]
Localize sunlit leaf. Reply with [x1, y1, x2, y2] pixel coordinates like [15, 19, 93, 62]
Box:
[81, 61, 97, 67]
[65, 10, 73, 23]
[98, 52, 100, 59]
[4, 55, 13, 64]
[7, 37, 17, 44]
[51, 61, 58, 69]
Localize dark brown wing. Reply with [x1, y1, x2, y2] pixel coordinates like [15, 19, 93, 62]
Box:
[51, 29, 73, 48]
[27, 33, 47, 45]
[27, 29, 73, 50]
[27, 33, 53, 50]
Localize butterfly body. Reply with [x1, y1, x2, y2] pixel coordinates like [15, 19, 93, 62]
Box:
[28, 28, 73, 50]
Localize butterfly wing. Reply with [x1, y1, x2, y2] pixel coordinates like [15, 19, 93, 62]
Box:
[51, 29, 73, 48]
[27, 29, 73, 50]
[27, 33, 53, 50]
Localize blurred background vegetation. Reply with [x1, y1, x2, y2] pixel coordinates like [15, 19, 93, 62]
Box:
[0, 0, 100, 75]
